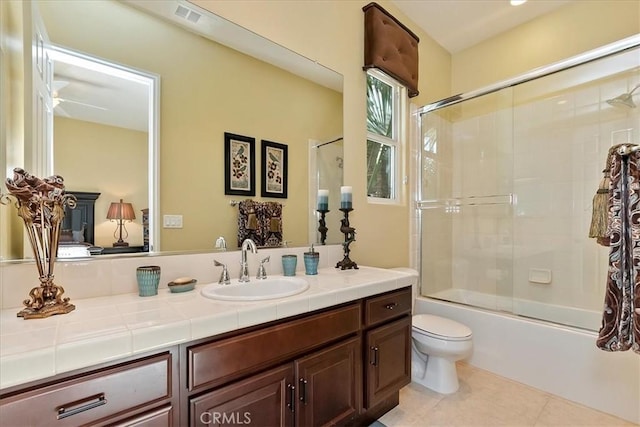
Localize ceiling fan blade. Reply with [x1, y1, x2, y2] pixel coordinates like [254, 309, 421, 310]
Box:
[58, 98, 107, 110]
[54, 104, 71, 117]
[53, 80, 69, 92]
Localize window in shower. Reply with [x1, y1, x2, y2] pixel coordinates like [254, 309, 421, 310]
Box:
[366, 69, 404, 201]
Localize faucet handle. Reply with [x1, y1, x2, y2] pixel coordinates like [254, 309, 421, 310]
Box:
[215, 236, 227, 251]
[214, 260, 231, 285]
[257, 256, 270, 280]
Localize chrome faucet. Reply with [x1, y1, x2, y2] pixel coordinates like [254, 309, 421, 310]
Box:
[239, 238, 258, 282]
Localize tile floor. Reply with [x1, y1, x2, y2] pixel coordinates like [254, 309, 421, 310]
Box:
[378, 363, 637, 426]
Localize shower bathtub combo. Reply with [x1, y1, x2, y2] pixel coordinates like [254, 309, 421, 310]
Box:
[413, 35, 640, 424]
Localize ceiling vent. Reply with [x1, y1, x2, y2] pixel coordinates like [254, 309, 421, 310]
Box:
[174, 5, 201, 24]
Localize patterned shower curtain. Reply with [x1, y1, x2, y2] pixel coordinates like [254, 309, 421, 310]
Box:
[596, 147, 640, 353]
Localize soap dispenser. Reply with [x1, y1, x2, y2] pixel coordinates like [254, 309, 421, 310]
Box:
[303, 244, 319, 275]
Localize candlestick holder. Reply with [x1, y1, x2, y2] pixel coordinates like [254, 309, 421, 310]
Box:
[336, 208, 358, 270]
[316, 209, 329, 245]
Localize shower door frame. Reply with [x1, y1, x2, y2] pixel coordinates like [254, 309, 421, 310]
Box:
[414, 33, 640, 306]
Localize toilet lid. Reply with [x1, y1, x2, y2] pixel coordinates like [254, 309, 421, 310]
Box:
[413, 314, 472, 339]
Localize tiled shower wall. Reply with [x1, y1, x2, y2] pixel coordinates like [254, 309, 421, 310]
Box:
[419, 47, 639, 329]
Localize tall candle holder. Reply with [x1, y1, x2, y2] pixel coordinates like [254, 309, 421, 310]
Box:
[2, 168, 76, 319]
[336, 207, 358, 270]
[316, 209, 329, 245]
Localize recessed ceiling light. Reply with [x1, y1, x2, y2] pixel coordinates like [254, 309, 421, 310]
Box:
[511, 0, 527, 5]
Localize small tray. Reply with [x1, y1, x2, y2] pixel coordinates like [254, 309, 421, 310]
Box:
[168, 278, 197, 293]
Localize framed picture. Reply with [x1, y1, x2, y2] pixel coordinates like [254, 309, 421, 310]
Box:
[224, 132, 255, 196]
[261, 140, 288, 198]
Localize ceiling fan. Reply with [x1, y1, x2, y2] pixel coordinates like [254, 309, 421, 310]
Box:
[52, 80, 107, 116]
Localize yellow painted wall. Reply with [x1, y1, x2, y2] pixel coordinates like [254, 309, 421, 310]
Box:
[38, 0, 343, 253]
[452, 0, 640, 93]
[53, 117, 147, 247]
[193, 0, 453, 267]
[0, 0, 26, 260]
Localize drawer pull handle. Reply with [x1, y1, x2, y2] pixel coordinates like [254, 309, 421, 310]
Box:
[370, 346, 379, 366]
[57, 393, 107, 420]
[299, 378, 308, 404]
[287, 384, 295, 413]
[385, 302, 398, 310]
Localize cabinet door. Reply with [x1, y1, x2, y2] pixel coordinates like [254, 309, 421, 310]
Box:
[365, 316, 411, 409]
[189, 364, 294, 427]
[108, 405, 173, 426]
[295, 336, 361, 427]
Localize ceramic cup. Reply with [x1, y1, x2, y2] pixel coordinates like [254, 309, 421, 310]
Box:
[281, 255, 297, 276]
[136, 265, 161, 297]
[303, 252, 319, 275]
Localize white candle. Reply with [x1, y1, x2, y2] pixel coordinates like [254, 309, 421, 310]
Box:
[340, 186, 352, 209]
[317, 189, 329, 210]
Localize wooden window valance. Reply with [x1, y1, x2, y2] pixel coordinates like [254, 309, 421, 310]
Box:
[363, 2, 419, 97]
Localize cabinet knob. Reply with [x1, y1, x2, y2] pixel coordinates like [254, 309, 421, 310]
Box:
[385, 302, 398, 310]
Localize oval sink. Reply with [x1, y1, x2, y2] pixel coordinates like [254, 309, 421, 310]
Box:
[201, 277, 309, 301]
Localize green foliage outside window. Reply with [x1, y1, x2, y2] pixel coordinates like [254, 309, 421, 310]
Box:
[366, 73, 395, 199]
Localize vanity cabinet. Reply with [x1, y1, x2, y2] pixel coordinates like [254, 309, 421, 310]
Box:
[184, 303, 362, 426]
[0, 350, 178, 427]
[0, 285, 413, 427]
[189, 337, 361, 427]
[363, 288, 412, 409]
[190, 364, 295, 426]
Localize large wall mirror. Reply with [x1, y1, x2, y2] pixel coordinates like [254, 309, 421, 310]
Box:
[1, 0, 344, 261]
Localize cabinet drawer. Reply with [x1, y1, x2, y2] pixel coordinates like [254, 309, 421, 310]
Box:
[0, 353, 172, 427]
[109, 405, 174, 427]
[188, 303, 361, 391]
[364, 287, 411, 328]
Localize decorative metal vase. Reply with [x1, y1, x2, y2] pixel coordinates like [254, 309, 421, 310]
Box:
[2, 168, 76, 319]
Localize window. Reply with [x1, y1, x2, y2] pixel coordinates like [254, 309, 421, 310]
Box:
[366, 69, 404, 201]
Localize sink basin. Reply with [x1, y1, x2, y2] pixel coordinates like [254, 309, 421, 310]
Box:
[201, 277, 309, 301]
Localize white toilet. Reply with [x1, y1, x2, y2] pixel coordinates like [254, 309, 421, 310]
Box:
[411, 314, 473, 394]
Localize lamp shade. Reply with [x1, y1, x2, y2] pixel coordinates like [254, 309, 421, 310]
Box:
[107, 199, 136, 221]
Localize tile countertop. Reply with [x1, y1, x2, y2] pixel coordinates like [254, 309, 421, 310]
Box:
[0, 266, 417, 390]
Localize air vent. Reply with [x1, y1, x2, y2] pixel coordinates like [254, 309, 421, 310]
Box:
[174, 5, 201, 24]
[186, 10, 201, 24]
[174, 5, 189, 18]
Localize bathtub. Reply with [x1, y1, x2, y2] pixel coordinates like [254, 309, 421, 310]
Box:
[414, 296, 640, 424]
[429, 288, 602, 331]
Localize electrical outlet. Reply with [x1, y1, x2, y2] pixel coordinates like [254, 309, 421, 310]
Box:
[163, 214, 183, 228]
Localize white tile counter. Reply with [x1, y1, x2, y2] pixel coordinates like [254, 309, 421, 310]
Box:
[0, 266, 417, 390]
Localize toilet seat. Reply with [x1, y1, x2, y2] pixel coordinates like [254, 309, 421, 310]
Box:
[413, 314, 472, 341]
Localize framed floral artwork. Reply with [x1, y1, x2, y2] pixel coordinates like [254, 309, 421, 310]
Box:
[224, 132, 255, 196]
[261, 140, 288, 198]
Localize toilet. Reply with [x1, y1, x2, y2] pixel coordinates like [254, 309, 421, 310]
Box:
[411, 314, 473, 394]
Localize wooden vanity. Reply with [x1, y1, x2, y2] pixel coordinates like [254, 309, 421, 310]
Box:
[0, 286, 412, 426]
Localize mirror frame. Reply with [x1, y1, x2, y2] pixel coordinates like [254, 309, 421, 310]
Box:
[48, 44, 161, 253]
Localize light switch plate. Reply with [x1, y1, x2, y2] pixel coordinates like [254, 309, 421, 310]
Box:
[163, 214, 183, 228]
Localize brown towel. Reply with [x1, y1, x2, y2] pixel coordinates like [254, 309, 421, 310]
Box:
[596, 147, 640, 353]
[237, 199, 262, 247]
[262, 202, 283, 247]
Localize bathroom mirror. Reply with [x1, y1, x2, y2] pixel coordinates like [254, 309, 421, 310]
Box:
[1, 0, 344, 260]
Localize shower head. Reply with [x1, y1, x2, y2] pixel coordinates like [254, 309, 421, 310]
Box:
[606, 83, 640, 109]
